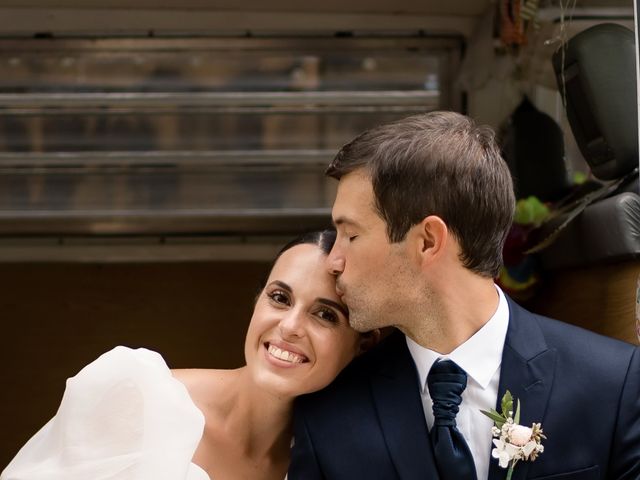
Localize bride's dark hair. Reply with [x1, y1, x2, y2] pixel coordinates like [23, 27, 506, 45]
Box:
[275, 229, 336, 260]
[258, 229, 337, 293]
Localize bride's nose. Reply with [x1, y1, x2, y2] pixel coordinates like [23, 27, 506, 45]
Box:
[279, 308, 306, 338]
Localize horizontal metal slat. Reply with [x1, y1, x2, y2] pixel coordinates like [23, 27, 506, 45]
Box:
[0, 90, 439, 108]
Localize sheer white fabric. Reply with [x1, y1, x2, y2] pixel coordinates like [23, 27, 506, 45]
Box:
[1, 347, 209, 480]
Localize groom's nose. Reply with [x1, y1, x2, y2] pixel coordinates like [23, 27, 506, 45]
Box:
[326, 246, 345, 276]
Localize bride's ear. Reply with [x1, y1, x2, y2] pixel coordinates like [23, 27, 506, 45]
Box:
[358, 329, 381, 355]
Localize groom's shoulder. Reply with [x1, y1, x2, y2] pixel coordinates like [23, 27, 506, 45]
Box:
[516, 302, 638, 368]
[534, 310, 634, 349]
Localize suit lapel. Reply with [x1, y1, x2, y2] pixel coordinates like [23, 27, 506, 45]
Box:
[488, 299, 557, 480]
[369, 333, 440, 480]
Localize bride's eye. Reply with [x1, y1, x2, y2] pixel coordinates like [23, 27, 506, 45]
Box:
[315, 307, 339, 324]
[267, 290, 290, 306]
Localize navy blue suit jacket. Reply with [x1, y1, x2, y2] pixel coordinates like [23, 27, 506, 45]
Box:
[289, 298, 640, 480]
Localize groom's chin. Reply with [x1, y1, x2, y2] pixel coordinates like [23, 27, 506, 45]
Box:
[348, 313, 376, 333]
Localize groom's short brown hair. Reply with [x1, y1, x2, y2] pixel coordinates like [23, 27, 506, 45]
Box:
[326, 111, 515, 278]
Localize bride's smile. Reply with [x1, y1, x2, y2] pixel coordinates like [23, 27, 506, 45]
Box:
[265, 342, 309, 365]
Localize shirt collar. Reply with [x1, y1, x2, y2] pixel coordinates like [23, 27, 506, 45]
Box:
[406, 286, 509, 392]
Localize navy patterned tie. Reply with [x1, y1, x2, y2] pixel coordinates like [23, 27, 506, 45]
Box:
[427, 359, 478, 480]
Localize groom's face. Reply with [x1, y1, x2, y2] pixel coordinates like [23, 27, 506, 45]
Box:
[328, 170, 420, 332]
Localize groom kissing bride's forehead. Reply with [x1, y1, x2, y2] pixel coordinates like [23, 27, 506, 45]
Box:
[289, 111, 640, 480]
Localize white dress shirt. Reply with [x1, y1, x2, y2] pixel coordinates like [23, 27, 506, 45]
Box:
[406, 286, 509, 480]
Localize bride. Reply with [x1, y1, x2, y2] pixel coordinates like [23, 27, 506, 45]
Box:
[2, 230, 376, 480]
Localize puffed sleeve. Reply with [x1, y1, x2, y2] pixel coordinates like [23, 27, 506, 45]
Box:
[1, 346, 206, 480]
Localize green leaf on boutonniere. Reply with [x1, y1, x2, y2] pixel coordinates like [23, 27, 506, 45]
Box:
[481, 408, 506, 428]
[514, 399, 521, 425]
[502, 390, 514, 417]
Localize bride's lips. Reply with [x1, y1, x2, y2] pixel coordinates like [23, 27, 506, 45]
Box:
[263, 341, 310, 367]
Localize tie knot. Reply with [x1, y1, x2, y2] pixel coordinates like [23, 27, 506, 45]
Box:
[427, 359, 468, 427]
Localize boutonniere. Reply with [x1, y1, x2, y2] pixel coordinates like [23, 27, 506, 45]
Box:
[481, 391, 546, 480]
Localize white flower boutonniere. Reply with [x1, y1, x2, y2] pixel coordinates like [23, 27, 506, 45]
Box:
[481, 391, 546, 480]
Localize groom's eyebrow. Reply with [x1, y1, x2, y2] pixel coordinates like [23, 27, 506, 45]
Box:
[333, 216, 360, 228]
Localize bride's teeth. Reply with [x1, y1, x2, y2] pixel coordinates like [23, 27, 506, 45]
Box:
[268, 344, 304, 363]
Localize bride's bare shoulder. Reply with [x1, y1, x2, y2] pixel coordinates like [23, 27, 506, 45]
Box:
[172, 368, 238, 405]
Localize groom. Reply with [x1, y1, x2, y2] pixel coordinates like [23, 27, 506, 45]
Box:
[289, 112, 640, 479]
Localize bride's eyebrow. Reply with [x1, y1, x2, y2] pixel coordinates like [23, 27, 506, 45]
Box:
[317, 298, 348, 318]
[270, 280, 292, 292]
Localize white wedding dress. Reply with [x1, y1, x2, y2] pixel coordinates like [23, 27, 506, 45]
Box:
[1, 347, 210, 480]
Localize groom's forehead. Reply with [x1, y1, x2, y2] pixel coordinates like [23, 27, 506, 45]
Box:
[335, 169, 373, 196]
[334, 176, 376, 211]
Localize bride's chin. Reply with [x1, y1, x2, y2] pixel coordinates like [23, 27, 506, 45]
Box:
[250, 370, 306, 400]
[244, 346, 320, 398]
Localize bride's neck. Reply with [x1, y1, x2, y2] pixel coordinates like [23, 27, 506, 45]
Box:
[217, 368, 293, 459]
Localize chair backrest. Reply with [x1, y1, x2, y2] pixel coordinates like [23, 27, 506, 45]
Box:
[552, 23, 638, 181]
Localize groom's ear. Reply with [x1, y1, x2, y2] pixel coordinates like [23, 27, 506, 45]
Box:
[358, 329, 381, 355]
[416, 215, 448, 265]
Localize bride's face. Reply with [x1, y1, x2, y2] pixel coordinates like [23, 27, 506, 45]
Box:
[244, 243, 360, 398]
